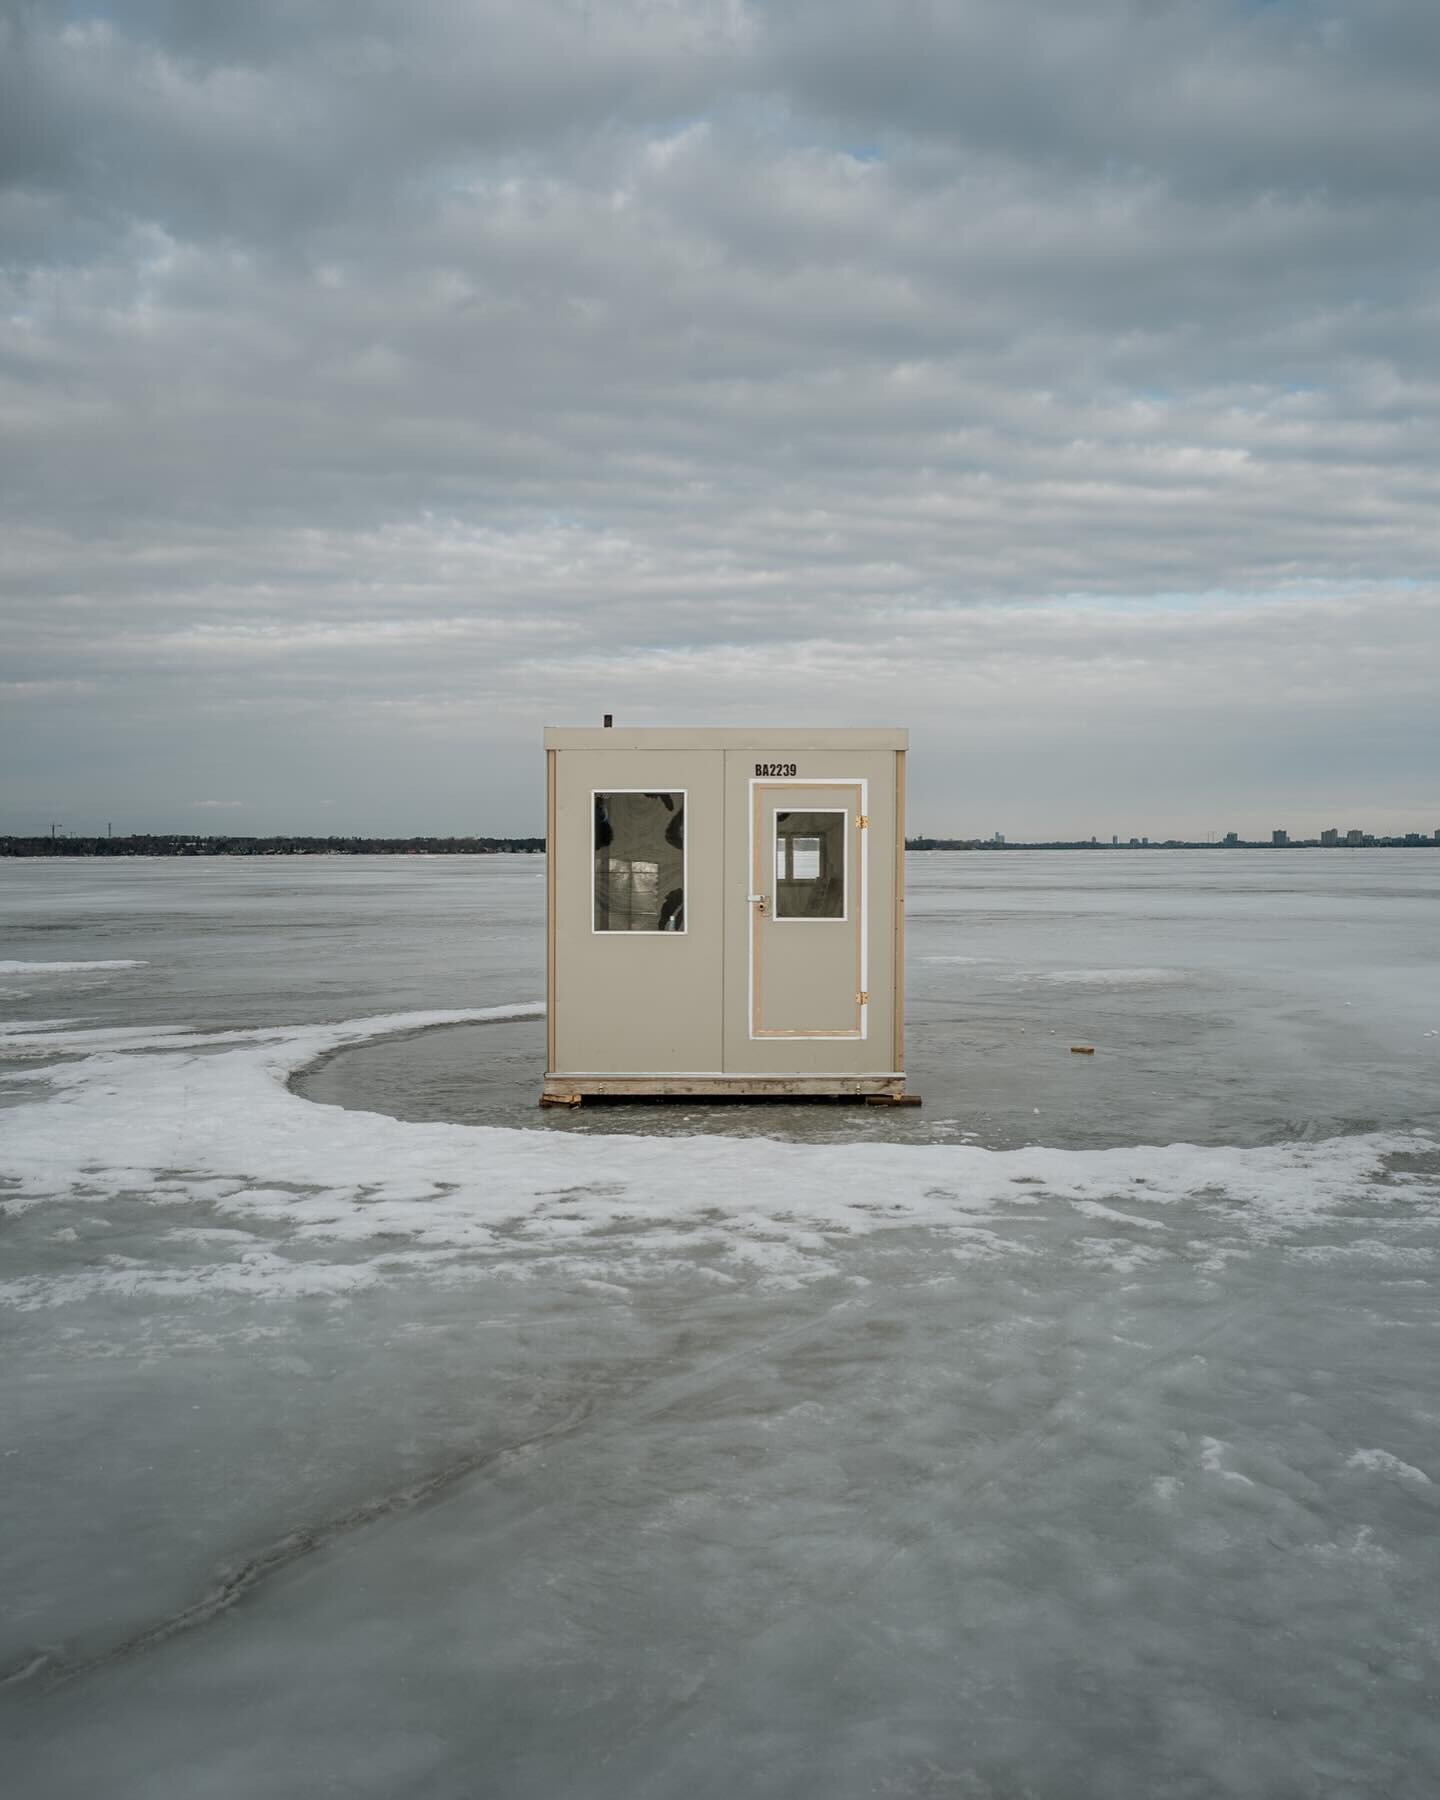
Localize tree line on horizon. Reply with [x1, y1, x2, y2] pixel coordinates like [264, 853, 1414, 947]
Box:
[0, 834, 546, 857]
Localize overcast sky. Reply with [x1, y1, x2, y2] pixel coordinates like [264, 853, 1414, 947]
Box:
[3, 0, 1438, 838]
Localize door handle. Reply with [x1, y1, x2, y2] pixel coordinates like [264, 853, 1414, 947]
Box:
[747, 893, 768, 915]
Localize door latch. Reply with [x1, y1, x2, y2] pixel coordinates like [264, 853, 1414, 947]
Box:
[747, 893, 768, 916]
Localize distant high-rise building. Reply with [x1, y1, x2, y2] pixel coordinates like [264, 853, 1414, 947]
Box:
[1346, 828, 1364, 846]
[1222, 831, 1240, 846]
[992, 832, 1004, 846]
[1112, 835, 1119, 846]
[1272, 829, 1288, 846]
[1320, 828, 1339, 846]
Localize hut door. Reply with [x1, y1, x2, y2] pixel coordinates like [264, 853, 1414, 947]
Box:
[749, 779, 867, 1039]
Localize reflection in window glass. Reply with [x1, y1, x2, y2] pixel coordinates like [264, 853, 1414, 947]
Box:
[594, 792, 685, 931]
[775, 811, 845, 918]
[792, 837, 822, 880]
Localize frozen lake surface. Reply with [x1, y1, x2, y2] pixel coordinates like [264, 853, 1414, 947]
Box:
[2, 852, 1438, 1798]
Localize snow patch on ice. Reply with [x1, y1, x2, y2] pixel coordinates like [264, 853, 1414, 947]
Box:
[1075, 1237, 1170, 1273]
[1287, 1240, 1438, 1268]
[1199, 1437, 1254, 1484]
[1303, 1526, 1397, 1568]
[1, 1003, 1436, 1308]
[1346, 1448, 1432, 1486]
[0, 959, 147, 974]
[2, 1255, 391, 1310]
[1031, 967, 1186, 986]
[1073, 1201, 1169, 1231]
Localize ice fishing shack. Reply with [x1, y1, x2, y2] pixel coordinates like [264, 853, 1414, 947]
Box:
[542, 726, 911, 1104]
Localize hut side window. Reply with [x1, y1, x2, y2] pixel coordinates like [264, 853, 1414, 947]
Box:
[774, 811, 845, 919]
[594, 792, 685, 932]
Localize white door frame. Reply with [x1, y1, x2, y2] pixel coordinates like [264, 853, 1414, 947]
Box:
[747, 776, 868, 1040]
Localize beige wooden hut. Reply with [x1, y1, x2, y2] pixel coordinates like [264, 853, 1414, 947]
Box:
[542, 726, 911, 1103]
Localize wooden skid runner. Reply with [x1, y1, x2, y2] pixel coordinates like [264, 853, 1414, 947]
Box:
[542, 1074, 914, 1105]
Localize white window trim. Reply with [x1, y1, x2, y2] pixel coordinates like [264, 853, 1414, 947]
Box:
[590, 787, 689, 936]
[772, 806, 849, 924]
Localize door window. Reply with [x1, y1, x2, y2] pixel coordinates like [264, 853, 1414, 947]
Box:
[774, 810, 845, 919]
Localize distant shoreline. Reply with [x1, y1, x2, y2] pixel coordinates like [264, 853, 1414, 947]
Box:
[907, 837, 1439, 852]
[2, 834, 1436, 858]
[0, 836, 545, 858]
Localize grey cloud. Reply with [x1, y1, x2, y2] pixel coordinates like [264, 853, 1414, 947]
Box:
[2, 1, 746, 244]
[768, 0, 1440, 202]
[2, 0, 1437, 835]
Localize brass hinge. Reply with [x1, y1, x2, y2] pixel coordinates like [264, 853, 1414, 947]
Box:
[855, 814, 869, 829]
[856, 990, 869, 1006]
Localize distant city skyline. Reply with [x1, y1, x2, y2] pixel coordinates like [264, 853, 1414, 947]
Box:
[909, 826, 1440, 850]
[907, 818, 1440, 849]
